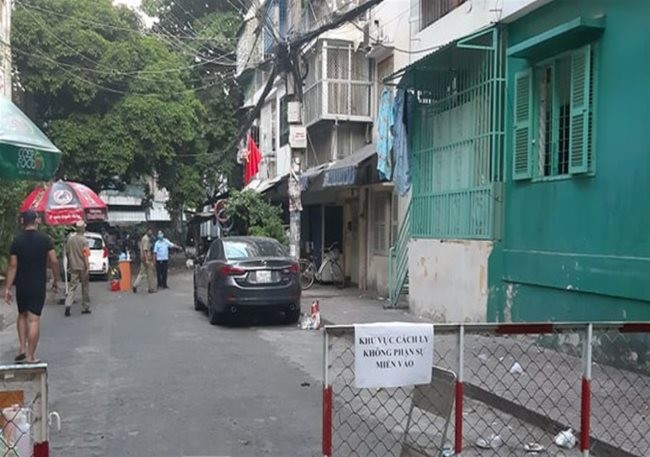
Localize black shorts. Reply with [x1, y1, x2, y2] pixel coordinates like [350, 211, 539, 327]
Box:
[16, 287, 46, 316]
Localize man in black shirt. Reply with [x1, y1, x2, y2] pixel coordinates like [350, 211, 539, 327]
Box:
[4, 209, 59, 364]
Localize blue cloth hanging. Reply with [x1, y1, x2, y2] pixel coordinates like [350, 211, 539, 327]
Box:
[392, 88, 412, 196]
[376, 88, 394, 181]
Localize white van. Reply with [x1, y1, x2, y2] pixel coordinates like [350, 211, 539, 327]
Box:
[86, 232, 109, 279]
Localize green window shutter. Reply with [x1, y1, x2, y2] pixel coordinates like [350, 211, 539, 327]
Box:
[512, 68, 533, 180]
[569, 44, 591, 174]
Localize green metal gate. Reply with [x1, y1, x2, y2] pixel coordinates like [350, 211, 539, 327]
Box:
[409, 27, 505, 240]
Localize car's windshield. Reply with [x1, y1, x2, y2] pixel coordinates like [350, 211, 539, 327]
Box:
[87, 237, 104, 250]
[224, 239, 287, 260]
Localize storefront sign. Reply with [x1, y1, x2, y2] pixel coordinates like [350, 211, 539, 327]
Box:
[289, 126, 307, 149]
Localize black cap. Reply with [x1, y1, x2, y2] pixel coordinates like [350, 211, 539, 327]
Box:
[21, 209, 38, 225]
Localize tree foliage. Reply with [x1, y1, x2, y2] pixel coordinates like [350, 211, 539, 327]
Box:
[11, 0, 241, 210]
[0, 182, 33, 274]
[225, 190, 287, 244]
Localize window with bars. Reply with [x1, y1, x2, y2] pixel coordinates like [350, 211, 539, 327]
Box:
[420, 0, 466, 31]
[390, 193, 399, 247]
[271, 100, 277, 152]
[513, 44, 597, 181]
[279, 97, 289, 146]
[372, 192, 389, 255]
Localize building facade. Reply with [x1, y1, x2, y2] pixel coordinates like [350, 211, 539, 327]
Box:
[396, 0, 650, 322]
[235, 0, 548, 300]
[490, 0, 650, 322]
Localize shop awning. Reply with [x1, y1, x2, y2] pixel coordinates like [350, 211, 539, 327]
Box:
[107, 210, 147, 225]
[300, 163, 330, 191]
[323, 143, 376, 188]
[507, 16, 605, 60]
[244, 173, 288, 194]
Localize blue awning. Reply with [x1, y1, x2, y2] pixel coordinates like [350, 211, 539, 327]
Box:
[323, 143, 376, 188]
[300, 163, 330, 191]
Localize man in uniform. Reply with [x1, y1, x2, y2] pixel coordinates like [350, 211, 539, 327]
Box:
[65, 220, 91, 316]
[133, 227, 156, 293]
[153, 230, 179, 289]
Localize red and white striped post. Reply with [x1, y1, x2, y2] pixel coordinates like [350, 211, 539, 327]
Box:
[455, 325, 464, 455]
[35, 368, 50, 456]
[322, 330, 332, 457]
[580, 324, 593, 457]
[34, 442, 49, 457]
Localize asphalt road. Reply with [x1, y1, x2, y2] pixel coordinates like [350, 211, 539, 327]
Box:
[1, 271, 324, 457]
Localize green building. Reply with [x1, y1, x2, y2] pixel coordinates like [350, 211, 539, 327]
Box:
[392, 0, 650, 322]
[491, 0, 650, 321]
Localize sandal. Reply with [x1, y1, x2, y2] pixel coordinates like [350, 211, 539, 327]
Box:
[14, 353, 26, 363]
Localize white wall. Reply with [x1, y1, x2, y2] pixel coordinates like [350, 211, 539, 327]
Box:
[277, 145, 291, 176]
[319, 22, 365, 43]
[259, 100, 274, 178]
[368, 0, 540, 74]
[408, 239, 492, 322]
[368, 255, 389, 296]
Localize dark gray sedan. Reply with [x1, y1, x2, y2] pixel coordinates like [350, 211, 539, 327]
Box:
[193, 236, 302, 325]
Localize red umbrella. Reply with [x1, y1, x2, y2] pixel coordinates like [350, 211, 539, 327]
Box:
[20, 180, 107, 226]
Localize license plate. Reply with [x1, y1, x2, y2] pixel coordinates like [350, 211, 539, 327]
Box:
[255, 270, 273, 283]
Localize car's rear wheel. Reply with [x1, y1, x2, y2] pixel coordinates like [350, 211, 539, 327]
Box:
[208, 286, 226, 325]
[193, 289, 204, 311]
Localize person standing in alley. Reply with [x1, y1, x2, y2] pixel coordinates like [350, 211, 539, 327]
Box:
[133, 227, 156, 293]
[153, 230, 179, 289]
[4, 209, 59, 363]
[65, 220, 91, 316]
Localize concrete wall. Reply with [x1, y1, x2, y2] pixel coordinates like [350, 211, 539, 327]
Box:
[408, 0, 541, 62]
[409, 239, 492, 322]
[368, 255, 389, 297]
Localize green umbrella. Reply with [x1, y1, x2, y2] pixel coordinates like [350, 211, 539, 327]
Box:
[0, 96, 62, 180]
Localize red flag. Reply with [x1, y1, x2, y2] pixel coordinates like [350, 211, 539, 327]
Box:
[244, 134, 262, 185]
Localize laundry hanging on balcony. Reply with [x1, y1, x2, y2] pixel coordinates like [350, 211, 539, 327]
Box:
[392, 88, 414, 196]
[376, 88, 394, 181]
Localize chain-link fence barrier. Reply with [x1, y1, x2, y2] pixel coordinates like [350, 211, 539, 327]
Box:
[323, 323, 650, 457]
[0, 363, 55, 457]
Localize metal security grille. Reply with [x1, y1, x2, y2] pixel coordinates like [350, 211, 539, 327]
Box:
[410, 28, 505, 240]
[323, 323, 650, 457]
[303, 40, 372, 126]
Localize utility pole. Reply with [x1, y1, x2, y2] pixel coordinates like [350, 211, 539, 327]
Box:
[283, 46, 305, 259]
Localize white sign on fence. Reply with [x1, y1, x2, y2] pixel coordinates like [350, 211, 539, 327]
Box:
[354, 322, 434, 388]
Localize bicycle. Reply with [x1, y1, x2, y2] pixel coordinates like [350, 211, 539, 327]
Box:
[299, 242, 346, 290]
